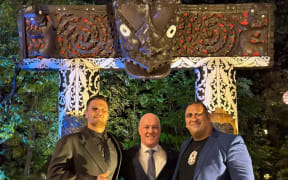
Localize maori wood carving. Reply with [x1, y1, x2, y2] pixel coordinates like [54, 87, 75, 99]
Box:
[17, 2, 274, 136]
[177, 4, 274, 58]
[18, 3, 274, 77]
[114, 0, 180, 78]
[18, 5, 117, 59]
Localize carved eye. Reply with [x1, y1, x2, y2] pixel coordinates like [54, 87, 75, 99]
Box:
[119, 24, 131, 37]
[166, 25, 177, 38]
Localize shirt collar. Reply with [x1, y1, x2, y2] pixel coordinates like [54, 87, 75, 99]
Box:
[85, 126, 107, 139]
[140, 143, 159, 153]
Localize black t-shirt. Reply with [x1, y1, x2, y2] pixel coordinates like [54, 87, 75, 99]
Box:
[178, 138, 208, 180]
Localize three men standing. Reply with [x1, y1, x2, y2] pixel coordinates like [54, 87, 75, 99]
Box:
[47, 96, 254, 180]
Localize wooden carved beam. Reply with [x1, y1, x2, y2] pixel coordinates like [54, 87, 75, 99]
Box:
[18, 3, 274, 75]
[17, 2, 274, 136]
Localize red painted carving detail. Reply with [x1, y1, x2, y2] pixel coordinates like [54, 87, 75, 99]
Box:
[25, 19, 46, 58]
[24, 6, 116, 59]
[240, 19, 249, 25]
[177, 6, 269, 57]
[177, 12, 238, 56]
[243, 11, 249, 18]
[56, 13, 111, 58]
[238, 6, 269, 57]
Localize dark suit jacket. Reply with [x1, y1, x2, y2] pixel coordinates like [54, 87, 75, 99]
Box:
[120, 145, 178, 180]
[47, 127, 122, 180]
[172, 129, 254, 180]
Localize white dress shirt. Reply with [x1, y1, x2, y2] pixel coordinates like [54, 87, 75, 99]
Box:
[138, 143, 167, 177]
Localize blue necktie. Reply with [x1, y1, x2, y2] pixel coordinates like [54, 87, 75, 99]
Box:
[147, 149, 156, 180]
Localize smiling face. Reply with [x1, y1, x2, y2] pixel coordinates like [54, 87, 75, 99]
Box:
[138, 113, 161, 148]
[185, 103, 213, 141]
[85, 99, 109, 130]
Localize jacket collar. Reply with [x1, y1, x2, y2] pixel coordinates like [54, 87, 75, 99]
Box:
[79, 127, 109, 172]
[193, 128, 219, 179]
[80, 127, 123, 180]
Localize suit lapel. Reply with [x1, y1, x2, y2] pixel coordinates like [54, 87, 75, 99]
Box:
[194, 130, 218, 179]
[134, 148, 148, 176]
[80, 128, 108, 173]
[132, 146, 149, 180]
[108, 133, 121, 180]
[173, 138, 193, 180]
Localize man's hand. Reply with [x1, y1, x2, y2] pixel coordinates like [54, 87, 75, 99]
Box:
[97, 170, 109, 180]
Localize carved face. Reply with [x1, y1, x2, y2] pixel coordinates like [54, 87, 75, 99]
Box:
[114, 0, 179, 78]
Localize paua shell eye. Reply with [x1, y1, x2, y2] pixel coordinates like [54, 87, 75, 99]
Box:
[119, 24, 131, 37]
[166, 25, 177, 38]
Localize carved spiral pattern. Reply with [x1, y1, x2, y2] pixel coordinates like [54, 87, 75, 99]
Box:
[56, 12, 113, 58]
[177, 13, 239, 56]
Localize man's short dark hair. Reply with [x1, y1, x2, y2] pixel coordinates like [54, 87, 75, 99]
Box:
[186, 101, 209, 113]
[86, 95, 107, 109]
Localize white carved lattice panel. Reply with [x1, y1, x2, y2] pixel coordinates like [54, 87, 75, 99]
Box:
[195, 58, 238, 132]
[58, 58, 100, 137]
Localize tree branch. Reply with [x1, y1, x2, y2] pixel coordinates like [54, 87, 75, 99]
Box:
[0, 47, 26, 106]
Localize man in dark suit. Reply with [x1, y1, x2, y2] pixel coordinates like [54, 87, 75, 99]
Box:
[47, 95, 122, 180]
[120, 113, 178, 180]
[172, 102, 254, 180]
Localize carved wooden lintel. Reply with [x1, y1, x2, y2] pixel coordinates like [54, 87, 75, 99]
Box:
[18, 3, 274, 78]
[17, 2, 275, 136]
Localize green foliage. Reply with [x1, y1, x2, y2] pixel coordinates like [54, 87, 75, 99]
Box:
[0, 1, 60, 179]
[276, 137, 288, 179]
[0, 70, 59, 179]
[237, 71, 288, 179]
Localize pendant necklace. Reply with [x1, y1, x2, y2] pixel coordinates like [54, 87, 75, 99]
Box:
[188, 150, 198, 166]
